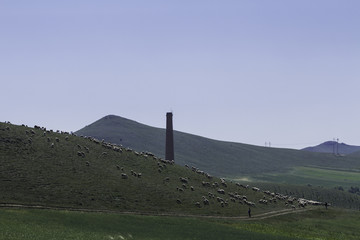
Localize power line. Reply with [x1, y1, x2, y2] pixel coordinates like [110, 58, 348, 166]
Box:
[269, 141, 325, 147]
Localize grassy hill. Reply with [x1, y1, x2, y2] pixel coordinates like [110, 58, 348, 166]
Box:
[1, 121, 306, 217]
[255, 182, 360, 210]
[75, 115, 360, 177]
[2, 120, 360, 240]
[349, 150, 360, 157]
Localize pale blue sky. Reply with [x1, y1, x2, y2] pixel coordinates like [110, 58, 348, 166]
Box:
[1, 1, 359, 149]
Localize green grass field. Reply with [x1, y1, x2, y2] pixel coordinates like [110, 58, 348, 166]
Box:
[234, 208, 360, 240]
[2, 121, 360, 239]
[237, 166, 360, 190]
[0, 208, 359, 240]
[231, 166, 360, 210]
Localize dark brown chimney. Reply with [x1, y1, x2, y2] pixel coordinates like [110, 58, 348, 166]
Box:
[165, 112, 174, 161]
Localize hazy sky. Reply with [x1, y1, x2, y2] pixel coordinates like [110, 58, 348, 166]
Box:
[1, 1, 359, 149]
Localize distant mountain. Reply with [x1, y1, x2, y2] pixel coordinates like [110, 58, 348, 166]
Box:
[75, 115, 360, 177]
[302, 141, 360, 155]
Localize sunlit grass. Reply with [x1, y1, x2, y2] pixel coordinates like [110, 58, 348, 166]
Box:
[1, 208, 359, 240]
[232, 208, 360, 240]
[0, 209, 298, 240]
[249, 166, 360, 189]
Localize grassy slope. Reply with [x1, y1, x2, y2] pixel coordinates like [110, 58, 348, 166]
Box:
[1, 208, 359, 240]
[349, 150, 360, 157]
[231, 165, 360, 209]
[0, 208, 296, 240]
[75, 115, 360, 177]
[2, 121, 360, 239]
[1, 121, 294, 217]
[252, 166, 360, 189]
[254, 182, 360, 210]
[237, 208, 360, 240]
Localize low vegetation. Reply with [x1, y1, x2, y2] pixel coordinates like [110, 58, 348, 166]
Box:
[233, 208, 360, 240]
[1, 208, 359, 240]
[1, 120, 359, 239]
[254, 182, 360, 210]
[230, 166, 360, 210]
[250, 166, 360, 190]
[1, 121, 314, 217]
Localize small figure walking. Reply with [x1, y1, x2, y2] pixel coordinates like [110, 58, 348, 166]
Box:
[248, 207, 251, 218]
[325, 202, 328, 210]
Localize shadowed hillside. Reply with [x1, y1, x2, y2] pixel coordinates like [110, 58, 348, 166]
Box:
[348, 150, 360, 158]
[76, 115, 360, 177]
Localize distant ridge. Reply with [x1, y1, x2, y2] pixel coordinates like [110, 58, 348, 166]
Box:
[302, 141, 360, 155]
[76, 115, 360, 177]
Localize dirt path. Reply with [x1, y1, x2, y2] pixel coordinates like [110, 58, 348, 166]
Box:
[0, 203, 312, 220]
[243, 208, 310, 220]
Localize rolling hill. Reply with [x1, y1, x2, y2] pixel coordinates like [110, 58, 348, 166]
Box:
[76, 115, 360, 177]
[302, 141, 360, 155]
[349, 150, 360, 158]
[1, 121, 359, 213]
[0, 121, 297, 216]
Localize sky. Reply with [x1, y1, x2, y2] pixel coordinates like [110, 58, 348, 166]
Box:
[1, 0, 360, 149]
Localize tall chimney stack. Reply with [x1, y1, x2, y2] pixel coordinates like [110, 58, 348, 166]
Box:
[165, 112, 174, 161]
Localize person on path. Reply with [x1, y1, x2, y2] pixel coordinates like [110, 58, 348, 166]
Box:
[248, 207, 251, 218]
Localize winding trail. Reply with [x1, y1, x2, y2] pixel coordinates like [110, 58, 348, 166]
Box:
[0, 203, 312, 220]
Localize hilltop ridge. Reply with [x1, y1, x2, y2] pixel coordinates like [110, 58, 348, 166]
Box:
[76, 115, 360, 177]
[302, 141, 360, 155]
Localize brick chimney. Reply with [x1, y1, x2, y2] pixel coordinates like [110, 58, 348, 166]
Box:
[165, 112, 174, 161]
